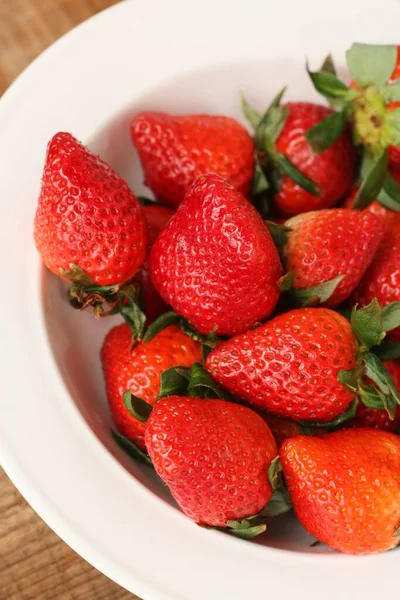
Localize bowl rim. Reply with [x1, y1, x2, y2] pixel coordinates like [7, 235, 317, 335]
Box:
[0, 1, 399, 598]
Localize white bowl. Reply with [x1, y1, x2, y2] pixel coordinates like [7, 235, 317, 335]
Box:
[0, 1, 399, 598]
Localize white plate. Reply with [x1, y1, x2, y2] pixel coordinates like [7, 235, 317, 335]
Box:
[0, 0, 399, 598]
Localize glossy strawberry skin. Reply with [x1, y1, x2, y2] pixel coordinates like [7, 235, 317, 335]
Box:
[131, 112, 255, 207]
[349, 359, 400, 432]
[284, 209, 385, 307]
[34, 132, 147, 286]
[274, 103, 356, 216]
[137, 204, 174, 321]
[206, 308, 357, 422]
[148, 173, 283, 336]
[353, 216, 400, 340]
[145, 396, 277, 527]
[101, 324, 201, 449]
[280, 429, 400, 554]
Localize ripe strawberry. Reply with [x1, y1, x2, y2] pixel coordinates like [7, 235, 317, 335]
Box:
[273, 103, 356, 215]
[34, 132, 147, 286]
[145, 395, 277, 528]
[280, 429, 400, 554]
[283, 208, 385, 307]
[353, 216, 400, 340]
[131, 112, 255, 207]
[136, 204, 174, 321]
[349, 359, 400, 432]
[148, 173, 283, 336]
[101, 323, 201, 449]
[206, 308, 357, 422]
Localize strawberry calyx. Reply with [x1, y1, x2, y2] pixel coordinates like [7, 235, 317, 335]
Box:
[123, 390, 153, 422]
[111, 430, 153, 467]
[299, 399, 359, 434]
[143, 310, 222, 348]
[277, 271, 345, 307]
[308, 43, 400, 210]
[157, 362, 235, 401]
[338, 300, 400, 419]
[242, 89, 320, 203]
[61, 264, 147, 344]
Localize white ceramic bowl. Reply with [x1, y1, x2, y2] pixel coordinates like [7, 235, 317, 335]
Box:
[0, 1, 399, 598]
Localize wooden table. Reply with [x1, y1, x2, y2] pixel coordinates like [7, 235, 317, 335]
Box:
[0, 1, 139, 598]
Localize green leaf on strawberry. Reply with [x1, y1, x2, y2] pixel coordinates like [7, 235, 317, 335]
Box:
[306, 63, 350, 108]
[381, 80, 400, 102]
[320, 53, 337, 75]
[346, 43, 397, 88]
[142, 311, 182, 343]
[377, 174, 400, 211]
[291, 275, 345, 307]
[225, 519, 267, 539]
[361, 352, 400, 418]
[251, 158, 270, 195]
[112, 431, 153, 467]
[123, 390, 153, 423]
[187, 362, 235, 400]
[353, 149, 388, 209]
[382, 302, 400, 333]
[265, 221, 291, 249]
[298, 399, 358, 430]
[157, 366, 191, 399]
[62, 265, 148, 344]
[350, 299, 385, 350]
[305, 110, 346, 154]
[241, 94, 261, 130]
[274, 153, 320, 196]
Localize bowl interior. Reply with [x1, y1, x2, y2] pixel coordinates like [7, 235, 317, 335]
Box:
[43, 58, 336, 554]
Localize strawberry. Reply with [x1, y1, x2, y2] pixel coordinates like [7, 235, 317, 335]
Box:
[349, 359, 400, 432]
[283, 208, 385, 307]
[353, 216, 400, 340]
[280, 429, 400, 554]
[131, 112, 255, 207]
[273, 103, 356, 215]
[148, 173, 283, 336]
[145, 395, 278, 530]
[34, 132, 147, 287]
[101, 323, 201, 449]
[242, 95, 356, 216]
[206, 308, 357, 422]
[136, 204, 174, 321]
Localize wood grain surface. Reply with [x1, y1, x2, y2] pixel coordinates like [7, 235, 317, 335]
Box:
[0, 1, 140, 598]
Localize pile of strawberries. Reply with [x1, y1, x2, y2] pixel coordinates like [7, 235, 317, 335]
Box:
[34, 42, 400, 555]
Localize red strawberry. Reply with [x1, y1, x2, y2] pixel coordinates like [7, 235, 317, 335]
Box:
[131, 112, 255, 207]
[34, 132, 147, 286]
[273, 103, 356, 215]
[349, 359, 400, 432]
[148, 173, 283, 336]
[280, 429, 400, 554]
[101, 323, 201, 449]
[145, 395, 277, 528]
[206, 308, 357, 422]
[353, 216, 400, 340]
[137, 204, 174, 321]
[283, 208, 385, 307]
